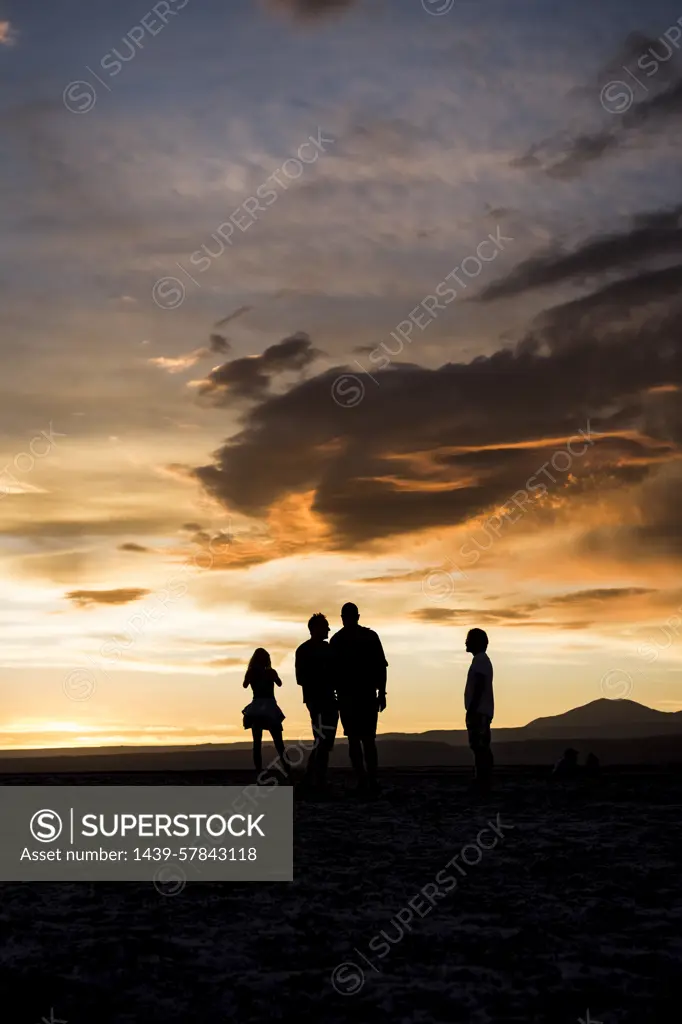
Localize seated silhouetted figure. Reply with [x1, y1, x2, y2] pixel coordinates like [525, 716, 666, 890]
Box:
[295, 613, 338, 793]
[329, 602, 387, 796]
[552, 747, 579, 782]
[585, 752, 601, 778]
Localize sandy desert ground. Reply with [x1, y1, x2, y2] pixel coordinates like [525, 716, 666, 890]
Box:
[1, 766, 680, 1024]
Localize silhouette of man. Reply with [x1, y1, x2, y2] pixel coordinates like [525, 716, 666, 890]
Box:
[329, 602, 387, 795]
[295, 613, 338, 792]
[464, 628, 494, 793]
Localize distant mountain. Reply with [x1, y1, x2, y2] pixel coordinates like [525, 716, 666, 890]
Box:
[377, 700, 682, 746]
[1, 698, 681, 770]
[522, 698, 682, 738]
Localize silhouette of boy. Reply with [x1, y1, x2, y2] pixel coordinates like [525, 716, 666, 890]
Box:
[464, 628, 494, 793]
[295, 613, 338, 792]
[329, 602, 387, 795]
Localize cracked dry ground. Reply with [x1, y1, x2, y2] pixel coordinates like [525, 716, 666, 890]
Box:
[1, 767, 679, 1024]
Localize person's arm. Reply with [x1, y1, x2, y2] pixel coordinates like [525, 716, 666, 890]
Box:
[295, 647, 306, 689]
[272, 669, 282, 687]
[328, 635, 341, 701]
[374, 633, 388, 711]
[242, 677, 249, 689]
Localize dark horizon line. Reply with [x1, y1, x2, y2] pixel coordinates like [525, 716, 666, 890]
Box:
[1, 695, 680, 757]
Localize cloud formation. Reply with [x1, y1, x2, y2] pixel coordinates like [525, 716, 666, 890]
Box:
[478, 204, 682, 302]
[194, 332, 322, 403]
[412, 587, 662, 630]
[193, 236, 682, 561]
[66, 588, 151, 608]
[511, 28, 682, 181]
[213, 306, 253, 329]
[149, 337, 233, 375]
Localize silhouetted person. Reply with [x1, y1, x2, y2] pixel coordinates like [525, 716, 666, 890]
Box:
[464, 628, 494, 793]
[552, 747, 579, 782]
[295, 613, 338, 793]
[329, 602, 387, 795]
[242, 648, 288, 778]
[585, 751, 600, 778]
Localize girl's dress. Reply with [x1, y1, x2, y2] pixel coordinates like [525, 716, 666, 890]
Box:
[242, 668, 286, 731]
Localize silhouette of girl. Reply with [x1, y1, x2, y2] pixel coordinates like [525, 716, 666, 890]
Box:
[242, 648, 288, 776]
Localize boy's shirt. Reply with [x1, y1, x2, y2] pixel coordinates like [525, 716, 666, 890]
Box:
[464, 651, 494, 719]
[295, 639, 336, 707]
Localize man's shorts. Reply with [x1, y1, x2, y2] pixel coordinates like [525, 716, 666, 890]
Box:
[466, 711, 492, 750]
[338, 697, 378, 739]
[307, 704, 339, 751]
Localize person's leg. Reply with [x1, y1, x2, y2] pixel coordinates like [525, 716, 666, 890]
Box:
[269, 727, 289, 775]
[467, 714, 492, 791]
[340, 704, 365, 787]
[252, 727, 263, 772]
[479, 718, 493, 788]
[315, 707, 338, 788]
[347, 735, 366, 784]
[362, 736, 378, 785]
[302, 707, 319, 786]
[466, 713, 483, 782]
[361, 702, 379, 790]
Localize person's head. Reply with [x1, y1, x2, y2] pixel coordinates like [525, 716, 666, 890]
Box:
[308, 612, 330, 640]
[564, 747, 578, 763]
[246, 647, 271, 679]
[465, 628, 488, 655]
[341, 602, 360, 626]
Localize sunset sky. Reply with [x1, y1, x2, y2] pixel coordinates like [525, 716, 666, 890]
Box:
[1, 0, 681, 749]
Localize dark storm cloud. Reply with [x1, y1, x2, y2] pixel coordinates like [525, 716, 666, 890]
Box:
[193, 255, 682, 554]
[209, 334, 230, 354]
[197, 332, 322, 403]
[478, 204, 682, 302]
[66, 588, 150, 608]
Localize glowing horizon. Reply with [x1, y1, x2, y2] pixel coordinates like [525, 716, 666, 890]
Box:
[2, 0, 682, 752]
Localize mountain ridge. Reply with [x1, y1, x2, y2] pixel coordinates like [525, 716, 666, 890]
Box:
[1, 698, 681, 761]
